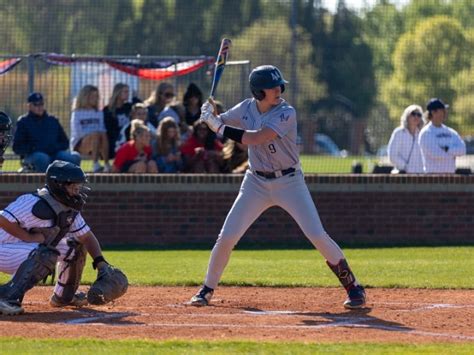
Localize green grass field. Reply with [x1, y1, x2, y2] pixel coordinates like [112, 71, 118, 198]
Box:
[1, 155, 376, 174]
[1, 247, 473, 353]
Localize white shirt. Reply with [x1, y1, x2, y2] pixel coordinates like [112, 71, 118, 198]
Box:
[387, 127, 424, 173]
[419, 122, 466, 173]
[0, 193, 90, 244]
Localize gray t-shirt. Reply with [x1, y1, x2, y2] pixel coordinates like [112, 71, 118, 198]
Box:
[70, 109, 106, 150]
[220, 98, 299, 172]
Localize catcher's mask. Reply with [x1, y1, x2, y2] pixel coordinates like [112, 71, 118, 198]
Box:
[0, 111, 12, 155]
[46, 160, 90, 211]
[249, 65, 288, 101]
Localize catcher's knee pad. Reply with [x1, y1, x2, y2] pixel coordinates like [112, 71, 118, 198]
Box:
[53, 242, 86, 304]
[0, 244, 59, 302]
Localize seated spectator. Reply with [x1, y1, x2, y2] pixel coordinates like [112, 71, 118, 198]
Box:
[13, 92, 80, 172]
[387, 104, 424, 173]
[115, 102, 156, 152]
[157, 102, 191, 141]
[180, 121, 223, 173]
[103, 83, 132, 159]
[419, 98, 466, 173]
[112, 120, 158, 173]
[154, 117, 183, 173]
[183, 83, 203, 125]
[70, 85, 110, 173]
[221, 140, 249, 173]
[144, 82, 175, 128]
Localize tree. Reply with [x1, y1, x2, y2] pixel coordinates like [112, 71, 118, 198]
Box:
[382, 16, 471, 122]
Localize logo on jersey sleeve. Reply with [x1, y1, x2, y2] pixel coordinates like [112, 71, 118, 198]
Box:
[280, 113, 289, 122]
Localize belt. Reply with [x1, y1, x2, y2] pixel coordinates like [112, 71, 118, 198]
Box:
[255, 167, 295, 179]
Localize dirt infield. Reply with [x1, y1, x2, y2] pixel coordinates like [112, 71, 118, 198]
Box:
[1, 286, 473, 343]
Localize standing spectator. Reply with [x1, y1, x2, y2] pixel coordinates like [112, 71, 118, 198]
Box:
[154, 116, 183, 173]
[12, 92, 80, 172]
[112, 120, 158, 173]
[221, 140, 249, 173]
[70, 85, 110, 173]
[180, 120, 223, 173]
[144, 82, 175, 128]
[183, 83, 204, 125]
[103, 83, 132, 160]
[387, 104, 424, 173]
[419, 98, 466, 173]
[115, 103, 156, 152]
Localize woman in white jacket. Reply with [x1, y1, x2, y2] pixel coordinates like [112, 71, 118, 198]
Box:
[387, 104, 424, 173]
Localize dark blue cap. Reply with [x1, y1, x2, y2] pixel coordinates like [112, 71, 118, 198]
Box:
[426, 98, 449, 111]
[27, 92, 44, 103]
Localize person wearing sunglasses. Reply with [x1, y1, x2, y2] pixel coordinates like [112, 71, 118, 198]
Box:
[12, 92, 81, 172]
[419, 98, 466, 173]
[387, 104, 424, 173]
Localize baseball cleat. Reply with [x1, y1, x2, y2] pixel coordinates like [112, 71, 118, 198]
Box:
[50, 291, 88, 308]
[190, 285, 214, 306]
[0, 299, 24, 316]
[344, 285, 366, 309]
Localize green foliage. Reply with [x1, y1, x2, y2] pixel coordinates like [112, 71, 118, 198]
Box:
[383, 16, 471, 123]
[0, 338, 473, 354]
[229, 17, 327, 114]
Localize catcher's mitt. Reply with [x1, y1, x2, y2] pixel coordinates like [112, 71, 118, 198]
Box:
[87, 264, 128, 305]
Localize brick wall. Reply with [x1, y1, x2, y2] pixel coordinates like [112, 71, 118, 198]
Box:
[0, 174, 473, 247]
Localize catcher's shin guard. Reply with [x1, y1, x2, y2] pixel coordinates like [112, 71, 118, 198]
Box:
[51, 241, 87, 306]
[190, 285, 214, 306]
[326, 259, 366, 309]
[0, 244, 59, 304]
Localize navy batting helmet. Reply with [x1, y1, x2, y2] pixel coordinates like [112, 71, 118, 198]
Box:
[46, 160, 89, 211]
[249, 65, 288, 101]
[0, 111, 12, 155]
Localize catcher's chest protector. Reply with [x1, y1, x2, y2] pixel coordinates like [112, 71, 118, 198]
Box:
[32, 188, 78, 247]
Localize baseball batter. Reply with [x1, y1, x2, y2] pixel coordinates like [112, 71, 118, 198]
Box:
[190, 65, 366, 309]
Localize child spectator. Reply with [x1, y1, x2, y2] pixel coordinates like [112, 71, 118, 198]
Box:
[70, 85, 110, 173]
[115, 102, 156, 152]
[13, 92, 80, 172]
[183, 83, 203, 125]
[103, 83, 132, 159]
[157, 102, 191, 141]
[221, 140, 249, 173]
[112, 120, 158, 173]
[144, 82, 175, 128]
[180, 120, 223, 173]
[154, 117, 183, 173]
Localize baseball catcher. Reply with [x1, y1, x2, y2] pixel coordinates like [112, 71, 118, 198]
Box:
[0, 160, 128, 315]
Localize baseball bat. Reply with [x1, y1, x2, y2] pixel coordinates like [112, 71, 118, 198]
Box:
[209, 38, 232, 99]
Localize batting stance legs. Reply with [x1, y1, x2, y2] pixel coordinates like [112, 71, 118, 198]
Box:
[191, 170, 366, 309]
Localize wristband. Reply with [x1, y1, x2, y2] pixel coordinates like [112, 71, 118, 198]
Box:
[223, 126, 245, 143]
[92, 255, 107, 269]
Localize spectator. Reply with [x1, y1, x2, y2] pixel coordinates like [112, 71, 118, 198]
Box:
[12, 92, 80, 172]
[154, 117, 183, 173]
[419, 98, 466, 173]
[115, 102, 156, 152]
[70, 85, 110, 173]
[180, 120, 223, 173]
[183, 83, 204, 125]
[112, 120, 158, 173]
[157, 102, 191, 141]
[221, 140, 249, 173]
[103, 83, 132, 159]
[387, 104, 424, 173]
[144, 82, 175, 128]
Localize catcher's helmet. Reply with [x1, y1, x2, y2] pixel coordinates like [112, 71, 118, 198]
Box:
[0, 111, 12, 155]
[46, 160, 89, 211]
[249, 65, 288, 101]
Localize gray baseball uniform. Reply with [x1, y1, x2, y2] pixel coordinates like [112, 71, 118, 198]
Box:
[203, 98, 346, 289]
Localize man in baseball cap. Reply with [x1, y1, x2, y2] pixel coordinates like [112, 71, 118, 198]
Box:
[419, 97, 465, 173]
[27, 92, 44, 105]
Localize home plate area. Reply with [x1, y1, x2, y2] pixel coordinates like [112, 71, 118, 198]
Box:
[0, 286, 473, 343]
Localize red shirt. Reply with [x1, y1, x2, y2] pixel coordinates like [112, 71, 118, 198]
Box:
[180, 135, 223, 158]
[113, 141, 152, 171]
